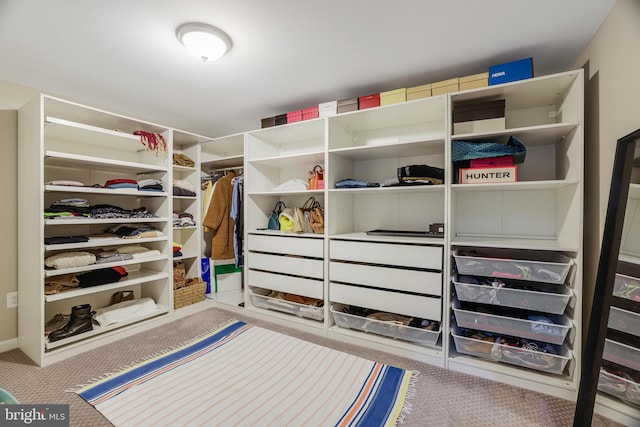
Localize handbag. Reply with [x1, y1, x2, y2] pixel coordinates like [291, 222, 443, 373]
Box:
[297, 197, 316, 233]
[279, 208, 300, 232]
[308, 165, 325, 190]
[309, 202, 325, 234]
[267, 201, 286, 230]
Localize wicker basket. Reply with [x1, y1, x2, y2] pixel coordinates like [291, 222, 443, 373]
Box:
[173, 278, 206, 309]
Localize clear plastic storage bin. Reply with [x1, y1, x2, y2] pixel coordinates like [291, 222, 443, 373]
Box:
[451, 326, 572, 375]
[452, 303, 572, 345]
[453, 278, 572, 315]
[453, 248, 573, 284]
[330, 304, 441, 348]
[250, 288, 324, 321]
[603, 338, 640, 372]
[613, 272, 640, 302]
[598, 367, 640, 406]
[608, 306, 640, 338]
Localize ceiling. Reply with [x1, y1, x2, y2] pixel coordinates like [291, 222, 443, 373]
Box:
[0, 0, 617, 138]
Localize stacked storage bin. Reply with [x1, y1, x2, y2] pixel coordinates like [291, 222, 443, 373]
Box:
[451, 247, 574, 375]
[598, 261, 640, 407]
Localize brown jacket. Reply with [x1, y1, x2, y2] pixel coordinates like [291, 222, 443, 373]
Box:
[203, 171, 236, 260]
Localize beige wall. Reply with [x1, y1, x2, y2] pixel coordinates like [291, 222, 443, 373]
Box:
[575, 0, 640, 323]
[0, 110, 18, 342]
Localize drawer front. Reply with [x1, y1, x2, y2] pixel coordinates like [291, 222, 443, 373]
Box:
[330, 283, 441, 321]
[330, 261, 442, 296]
[248, 270, 323, 299]
[330, 240, 442, 270]
[248, 252, 323, 279]
[248, 234, 323, 258]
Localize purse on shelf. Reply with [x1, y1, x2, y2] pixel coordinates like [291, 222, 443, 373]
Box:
[309, 200, 325, 234]
[308, 165, 325, 190]
[279, 208, 300, 232]
[268, 201, 286, 230]
[297, 197, 316, 233]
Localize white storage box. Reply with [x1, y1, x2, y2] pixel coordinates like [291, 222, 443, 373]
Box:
[453, 248, 573, 285]
[452, 303, 572, 345]
[603, 338, 640, 372]
[330, 305, 440, 348]
[453, 278, 572, 315]
[318, 101, 338, 117]
[608, 306, 640, 337]
[249, 288, 324, 321]
[452, 326, 572, 375]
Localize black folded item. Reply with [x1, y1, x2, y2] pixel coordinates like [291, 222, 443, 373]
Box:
[77, 267, 128, 287]
[44, 236, 90, 245]
[397, 164, 445, 185]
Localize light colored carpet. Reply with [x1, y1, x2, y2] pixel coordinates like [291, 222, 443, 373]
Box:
[0, 307, 624, 426]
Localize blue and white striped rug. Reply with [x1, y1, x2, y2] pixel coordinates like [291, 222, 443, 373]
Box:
[74, 320, 418, 426]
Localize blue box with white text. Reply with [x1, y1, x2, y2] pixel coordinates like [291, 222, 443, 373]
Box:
[489, 57, 533, 85]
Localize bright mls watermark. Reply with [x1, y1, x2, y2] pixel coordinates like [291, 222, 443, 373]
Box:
[1, 405, 69, 426]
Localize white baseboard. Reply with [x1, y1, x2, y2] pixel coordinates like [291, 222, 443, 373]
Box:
[0, 338, 18, 354]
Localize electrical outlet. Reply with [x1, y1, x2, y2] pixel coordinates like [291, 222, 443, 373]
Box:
[6, 291, 18, 308]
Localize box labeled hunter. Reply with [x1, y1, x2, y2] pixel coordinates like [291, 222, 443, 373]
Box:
[459, 166, 518, 184]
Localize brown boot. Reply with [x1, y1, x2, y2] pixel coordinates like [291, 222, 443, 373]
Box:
[48, 304, 94, 342]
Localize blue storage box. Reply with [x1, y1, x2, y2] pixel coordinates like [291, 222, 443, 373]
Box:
[489, 57, 533, 85]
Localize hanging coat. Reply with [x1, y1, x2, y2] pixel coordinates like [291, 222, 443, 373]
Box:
[203, 171, 236, 260]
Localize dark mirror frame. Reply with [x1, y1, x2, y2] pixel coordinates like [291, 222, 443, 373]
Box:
[574, 128, 640, 425]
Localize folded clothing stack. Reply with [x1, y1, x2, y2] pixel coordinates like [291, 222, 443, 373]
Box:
[138, 178, 164, 192]
[173, 179, 196, 197]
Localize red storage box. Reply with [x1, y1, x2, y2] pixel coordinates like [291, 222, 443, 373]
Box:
[470, 155, 514, 168]
[359, 93, 380, 110]
[287, 110, 303, 123]
[302, 106, 319, 120]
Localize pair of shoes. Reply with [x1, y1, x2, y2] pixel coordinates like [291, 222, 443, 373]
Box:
[44, 313, 70, 336]
[501, 339, 557, 370]
[48, 304, 94, 342]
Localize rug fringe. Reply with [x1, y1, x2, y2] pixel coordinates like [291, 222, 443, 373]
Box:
[396, 370, 420, 426]
[66, 318, 239, 393]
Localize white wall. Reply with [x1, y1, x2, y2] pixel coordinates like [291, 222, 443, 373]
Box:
[575, 0, 640, 323]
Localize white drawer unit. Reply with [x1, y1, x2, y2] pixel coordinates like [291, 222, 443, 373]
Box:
[330, 283, 442, 321]
[330, 261, 442, 297]
[248, 269, 323, 300]
[330, 240, 443, 270]
[248, 252, 323, 279]
[248, 234, 323, 258]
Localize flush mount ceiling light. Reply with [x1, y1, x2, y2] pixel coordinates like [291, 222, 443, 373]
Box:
[176, 22, 232, 62]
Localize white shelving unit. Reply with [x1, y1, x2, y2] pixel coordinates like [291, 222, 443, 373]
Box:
[18, 94, 214, 366]
[325, 95, 448, 366]
[244, 119, 326, 329]
[172, 129, 206, 299]
[448, 70, 584, 398]
[235, 69, 586, 398]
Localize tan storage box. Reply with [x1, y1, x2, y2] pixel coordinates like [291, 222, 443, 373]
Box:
[459, 72, 489, 91]
[337, 97, 358, 113]
[406, 83, 432, 100]
[380, 88, 406, 106]
[432, 77, 459, 95]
